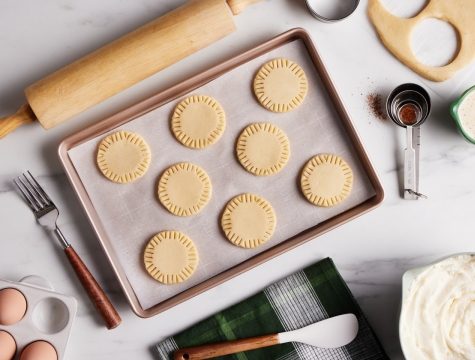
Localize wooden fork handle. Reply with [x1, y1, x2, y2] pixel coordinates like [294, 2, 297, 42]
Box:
[64, 245, 122, 330]
[173, 334, 279, 360]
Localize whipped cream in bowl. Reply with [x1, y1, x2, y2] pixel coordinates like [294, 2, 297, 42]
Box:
[399, 253, 475, 360]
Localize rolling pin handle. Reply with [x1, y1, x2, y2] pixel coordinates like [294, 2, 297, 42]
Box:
[0, 104, 37, 140]
[226, 0, 262, 15]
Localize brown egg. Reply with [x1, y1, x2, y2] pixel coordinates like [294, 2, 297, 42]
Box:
[20, 341, 57, 360]
[0, 330, 16, 360]
[0, 288, 27, 326]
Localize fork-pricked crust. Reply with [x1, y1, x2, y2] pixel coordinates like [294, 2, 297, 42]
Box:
[172, 95, 226, 149]
[254, 58, 308, 113]
[97, 131, 151, 184]
[236, 123, 290, 176]
[221, 194, 276, 249]
[158, 163, 212, 216]
[144, 231, 199, 284]
[301, 154, 353, 207]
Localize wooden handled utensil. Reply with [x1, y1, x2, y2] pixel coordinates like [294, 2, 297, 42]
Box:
[173, 314, 359, 360]
[0, 0, 261, 140]
[14, 172, 121, 330]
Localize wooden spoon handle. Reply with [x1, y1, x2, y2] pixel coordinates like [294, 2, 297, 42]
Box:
[173, 334, 279, 360]
[0, 104, 36, 139]
[64, 246, 122, 330]
[227, 0, 262, 15]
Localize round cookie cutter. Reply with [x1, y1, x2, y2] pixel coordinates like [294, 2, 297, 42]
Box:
[305, 0, 360, 23]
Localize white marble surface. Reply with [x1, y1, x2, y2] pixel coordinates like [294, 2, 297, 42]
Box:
[0, 1, 474, 359]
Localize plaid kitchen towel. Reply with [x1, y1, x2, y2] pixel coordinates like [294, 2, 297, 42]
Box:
[156, 258, 389, 360]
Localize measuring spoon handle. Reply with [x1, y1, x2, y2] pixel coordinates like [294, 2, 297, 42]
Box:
[404, 126, 417, 200]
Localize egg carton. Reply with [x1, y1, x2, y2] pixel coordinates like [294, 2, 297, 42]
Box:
[0, 276, 77, 360]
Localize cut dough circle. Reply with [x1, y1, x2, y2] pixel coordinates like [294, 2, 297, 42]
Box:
[172, 95, 226, 149]
[97, 131, 151, 184]
[237, 123, 290, 176]
[221, 194, 276, 249]
[158, 162, 212, 216]
[301, 154, 353, 207]
[254, 58, 308, 113]
[144, 231, 199, 284]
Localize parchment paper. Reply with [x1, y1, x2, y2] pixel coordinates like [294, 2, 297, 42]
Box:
[68, 40, 376, 310]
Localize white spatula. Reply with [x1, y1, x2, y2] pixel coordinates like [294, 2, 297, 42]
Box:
[173, 314, 359, 360]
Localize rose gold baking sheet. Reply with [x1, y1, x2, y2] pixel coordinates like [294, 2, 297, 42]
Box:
[58, 28, 384, 318]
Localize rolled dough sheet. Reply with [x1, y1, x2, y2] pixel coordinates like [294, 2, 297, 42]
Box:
[368, 0, 475, 82]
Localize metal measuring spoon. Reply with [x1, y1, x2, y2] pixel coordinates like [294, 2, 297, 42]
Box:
[387, 84, 431, 200]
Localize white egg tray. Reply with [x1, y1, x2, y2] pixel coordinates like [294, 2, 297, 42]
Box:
[0, 276, 77, 360]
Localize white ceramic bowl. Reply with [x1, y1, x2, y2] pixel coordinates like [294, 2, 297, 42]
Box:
[398, 252, 475, 359]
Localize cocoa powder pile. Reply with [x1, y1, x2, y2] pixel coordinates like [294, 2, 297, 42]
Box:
[366, 92, 387, 121]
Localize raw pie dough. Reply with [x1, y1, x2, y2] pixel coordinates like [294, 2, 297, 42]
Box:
[221, 194, 276, 249]
[158, 163, 212, 216]
[368, 0, 475, 82]
[254, 58, 308, 112]
[237, 123, 290, 176]
[301, 155, 353, 207]
[97, 131, 151, 184]
[144, 231, 199, 284]
[172, 95, 226, 149]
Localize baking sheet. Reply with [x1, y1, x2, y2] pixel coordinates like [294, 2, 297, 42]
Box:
[68, 40, 376, 310]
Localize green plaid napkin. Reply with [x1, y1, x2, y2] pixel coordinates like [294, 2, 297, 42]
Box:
[156, 258, 389, 360]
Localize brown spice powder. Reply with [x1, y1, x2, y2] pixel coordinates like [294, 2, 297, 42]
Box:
[399, 104, 418, 125]
[366, 93, 387, 121]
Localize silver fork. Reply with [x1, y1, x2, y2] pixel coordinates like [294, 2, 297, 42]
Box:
[14, 171, 121, 330]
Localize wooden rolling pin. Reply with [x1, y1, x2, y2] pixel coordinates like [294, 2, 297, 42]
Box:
[0, 0, 261, 139]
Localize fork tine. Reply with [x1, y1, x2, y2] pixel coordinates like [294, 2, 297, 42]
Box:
[25, 172, 50, 205]
[27, 171, 52, 203]
[14, 179, 39, 212]
[18, 176, 44, 209]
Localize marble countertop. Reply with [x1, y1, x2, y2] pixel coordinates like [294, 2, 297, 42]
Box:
[1, 0, 474, 359]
